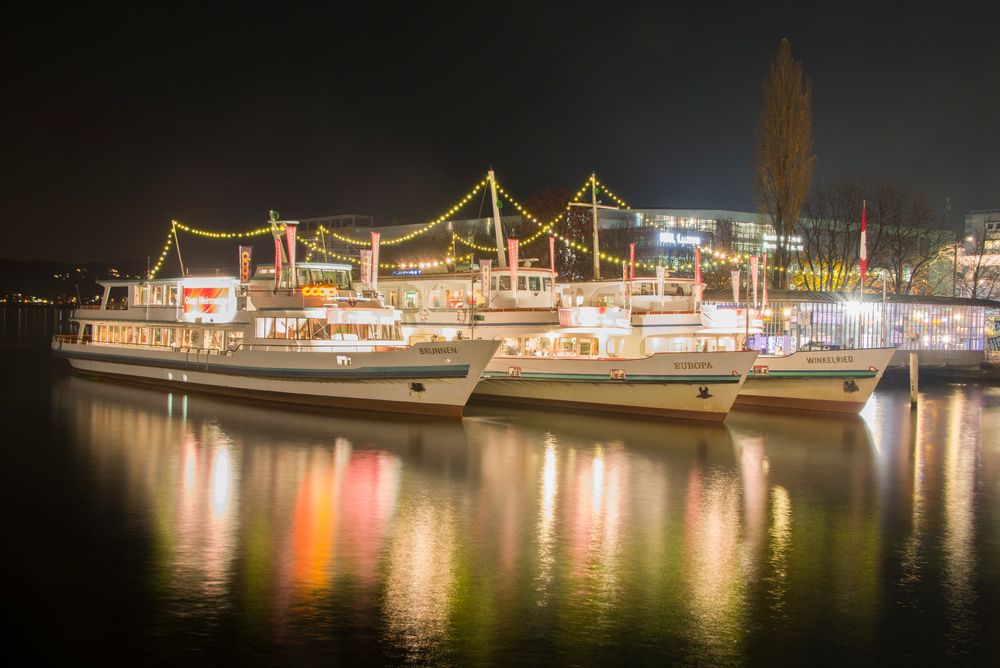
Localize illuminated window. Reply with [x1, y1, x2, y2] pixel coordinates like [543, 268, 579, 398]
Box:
[501, 337, 522, 355]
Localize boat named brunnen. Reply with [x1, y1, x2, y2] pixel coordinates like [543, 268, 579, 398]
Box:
[52, 259, 498, 418]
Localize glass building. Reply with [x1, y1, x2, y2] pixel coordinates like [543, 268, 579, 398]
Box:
[703, 289, 995, 366]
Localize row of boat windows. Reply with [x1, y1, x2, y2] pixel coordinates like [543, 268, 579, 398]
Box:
[386, 277, 554, 309]
[500, 336, 608, 357]
[133, 285, 180, 306]
[89, 323, 240, 350]
[496, 334, 740, 357]
[254, 317, 402, 341]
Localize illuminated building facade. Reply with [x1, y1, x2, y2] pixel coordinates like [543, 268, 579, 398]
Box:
[703, 289, 995, 366]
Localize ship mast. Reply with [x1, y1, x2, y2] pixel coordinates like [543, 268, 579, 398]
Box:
[488, 169, 507, 268]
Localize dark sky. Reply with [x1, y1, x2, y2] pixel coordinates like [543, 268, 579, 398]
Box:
[4, 2, 999, 265]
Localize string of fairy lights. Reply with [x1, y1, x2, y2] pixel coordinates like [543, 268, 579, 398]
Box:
[146, 171, 806, 279]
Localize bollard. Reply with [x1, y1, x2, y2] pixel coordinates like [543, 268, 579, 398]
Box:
[909, 352, 919, 406]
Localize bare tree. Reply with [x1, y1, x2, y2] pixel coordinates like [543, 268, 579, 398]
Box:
[876, 187, 944, 294]
[755, 38, 815, 289]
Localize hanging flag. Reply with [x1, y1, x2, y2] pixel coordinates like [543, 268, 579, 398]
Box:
[285, 222, 298, 288]
[750, 256, 759, 308]
[860, 199, 868, 291]
[548, 236, 557, 305]
[370, 231, 381, 291]
[273, 236, 282, 292]
[622, 261, 629, 304]
[508, 239, 519, 298]
[694, 247, 703, 304]
[656, 265, 666, 309]
[481, 258, 492, 306]
[731, 269, 741, 305]
[762, 252, 769, 308]
[360, 250, 372, 287]
[239, 245, 253, 283]
[629, 243, 636, 281]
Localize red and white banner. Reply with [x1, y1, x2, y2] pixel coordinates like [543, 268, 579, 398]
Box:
[273, 236, 282, 291]
[750, 255, 759, 307]
[239, 245, 253, 283]
[859, 200, 868, 290]
[481, 258, 491, 305]
[508, 238, 519, 288]
[360, 250, 372, 287]
[548, 236, 557, 305]
[629, 242, 636, 281]
[285, 222, 297, 288]
[656, 265, 665, 304]
[762, 252, 769, 308]
[694, 247, 702, 304]
[370, 231, 381, 290]
[731, 269, 741, 305]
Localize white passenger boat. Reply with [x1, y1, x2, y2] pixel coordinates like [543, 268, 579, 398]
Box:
[52, 260, 498, 418]
[736, 347, 894, 414]
[379, 267, 757, 420]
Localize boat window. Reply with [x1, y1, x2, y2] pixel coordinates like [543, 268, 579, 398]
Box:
[542, 277, 552, 293]
[388, 290, 398, 307]
[167, 286, 179, 306]
[227, 332, 243, 350]
[501, 337, 522, 356]
[139, 327, 149, 345]
[296, 318, 310, 339]
[578, 337, 598, 356]
[556, 337, 576, 356]
[497, 276, 510, 291]
[598, 294, 616, 307]
[134, 285, 149, 306]
[528, 276, 541, 292]
[446, 289, 465, 307]
[202, 330, 220, 349]
[517, 276, 527, 291]
[635, 282, 656, 296]
[607, 336, 625, 357]
[310, 319, 331, 339]
[523, 336, 552, 357]
[404, 290, 419, 308]
[430, 291, 442, 307]
[107, 286, 129, 308]
[153, 285, 165, 305]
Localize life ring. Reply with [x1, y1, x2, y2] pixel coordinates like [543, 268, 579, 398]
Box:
[457, 310, 467, 323]
[417, 308, 431, 322]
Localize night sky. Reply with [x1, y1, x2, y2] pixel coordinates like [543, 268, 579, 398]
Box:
[4, 3, 998, 265]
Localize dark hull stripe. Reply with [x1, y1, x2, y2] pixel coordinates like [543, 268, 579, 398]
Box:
[748, 370, 877, 379]
[54, 349, 468, 380]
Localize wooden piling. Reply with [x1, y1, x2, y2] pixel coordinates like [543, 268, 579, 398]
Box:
[909, 352, 919, 406]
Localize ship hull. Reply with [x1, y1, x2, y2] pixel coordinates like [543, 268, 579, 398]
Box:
[735, 347, 895, 414]
[473, 351, 758, 421]
[52, 340, 499, 418]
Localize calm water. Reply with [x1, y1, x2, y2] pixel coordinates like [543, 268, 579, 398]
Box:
[5, 335, 1000, 665]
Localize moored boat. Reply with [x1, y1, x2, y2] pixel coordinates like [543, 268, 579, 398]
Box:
[52, 255, 498, 418]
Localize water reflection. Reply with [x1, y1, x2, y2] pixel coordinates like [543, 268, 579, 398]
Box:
[45, 374, 1000, 664]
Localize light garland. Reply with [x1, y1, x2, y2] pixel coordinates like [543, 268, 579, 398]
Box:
[147, 231, 175, 279]
[592, 175, 629, 209]
[298, 235, 472, 270]
[172, 220, 276, 239]
[319, 179, 488, 246]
